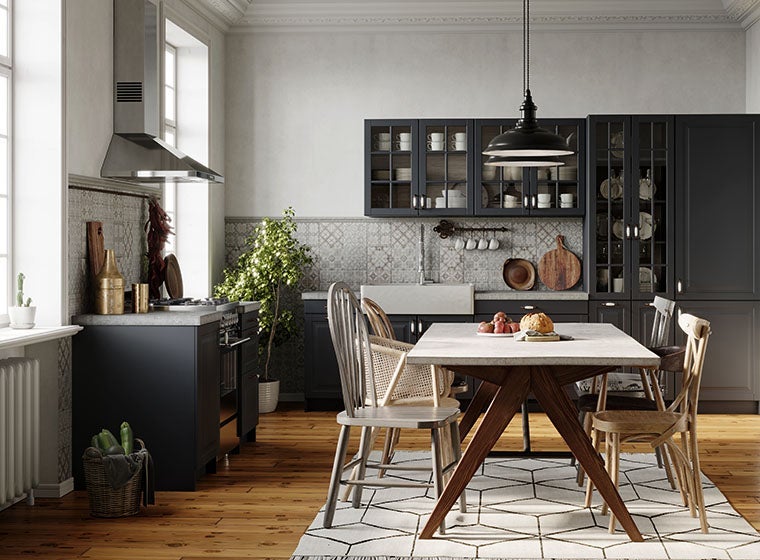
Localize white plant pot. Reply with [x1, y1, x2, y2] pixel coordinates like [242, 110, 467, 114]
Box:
[8, 306, 36, 329]
[259, 378, 280, 414]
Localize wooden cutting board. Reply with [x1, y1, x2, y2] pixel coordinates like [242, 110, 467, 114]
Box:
[538, 235, 581, 290]
[86, 221, 105, 279]
[164, 254, 183, 299]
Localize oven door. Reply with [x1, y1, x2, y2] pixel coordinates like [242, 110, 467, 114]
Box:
[218, 336, 251, 459]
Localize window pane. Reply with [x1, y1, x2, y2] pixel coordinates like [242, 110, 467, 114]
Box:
[164, 127, 175, 147]
[0, 8, 7, 59]
[0, 138, 7, 196]
[165, 47, 175, 88]
[0, 256, 6, 315]
[0, 197, 6, 253]
[165, 86, 175, 122]
[0, 75, 7, 136]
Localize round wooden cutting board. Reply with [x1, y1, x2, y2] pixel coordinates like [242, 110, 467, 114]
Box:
[164, 254, 184, 299]
[538, 235, 581, 290]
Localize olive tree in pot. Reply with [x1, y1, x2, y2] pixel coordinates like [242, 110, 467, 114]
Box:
[215, 207, 312, 413]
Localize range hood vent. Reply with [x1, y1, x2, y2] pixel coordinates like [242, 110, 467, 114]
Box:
[101, 0, 223, 184]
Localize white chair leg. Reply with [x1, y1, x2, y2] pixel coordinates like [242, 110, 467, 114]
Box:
[352, 426, 373, 509]
[324, 425, 351, 528]
[430, 427, 447, 534]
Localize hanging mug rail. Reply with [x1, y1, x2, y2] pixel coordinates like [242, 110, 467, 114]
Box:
[433, 219, 509, 239]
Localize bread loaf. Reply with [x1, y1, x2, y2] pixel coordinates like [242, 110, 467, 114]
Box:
[519, 312, 554, 334]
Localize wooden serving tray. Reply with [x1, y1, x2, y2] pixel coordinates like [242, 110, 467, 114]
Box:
[524, 333, 561, 342]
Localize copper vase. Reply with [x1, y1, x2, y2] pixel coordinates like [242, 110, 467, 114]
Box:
[95, 249, 124, 314]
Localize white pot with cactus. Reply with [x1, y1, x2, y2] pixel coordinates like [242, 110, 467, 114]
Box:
[9, 272, 35, 329]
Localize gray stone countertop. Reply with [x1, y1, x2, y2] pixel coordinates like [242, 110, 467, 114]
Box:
[238, 301, 262, 313]
[73, 309, 223, 327]
[302, 290, 588, 301]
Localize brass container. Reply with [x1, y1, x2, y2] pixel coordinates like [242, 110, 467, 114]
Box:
[131, 283, 149, 313]
[95, 249, 124, 314]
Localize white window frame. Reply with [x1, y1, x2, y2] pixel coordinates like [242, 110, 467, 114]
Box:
[0, 0, 11, 320]
[163, 41, 177, 255]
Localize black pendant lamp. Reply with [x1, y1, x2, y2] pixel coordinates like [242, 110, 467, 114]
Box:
[483, 0, 573, 167]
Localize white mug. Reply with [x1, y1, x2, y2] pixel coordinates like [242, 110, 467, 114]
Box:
[488, 238, 500, 250]
[452, 132, 466, 142]
[427, 132, 445, 142]
[374, 141, 391, 151]
[465, 238, 477, 250]
[397, 132, 411, 142]
[537, 193, 551, 203]
[454, 140, 467, 151]
[613, 278, 624, 292]
[477, 238, 488, 250]
[373, 132, 391, 141]
[454, 238, 465, 250]
[427, 141, 444, 151]
[560, 193, 574, 203]
[395, 140, 412, 151]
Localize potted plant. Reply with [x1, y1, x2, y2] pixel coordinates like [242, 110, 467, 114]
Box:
[9, 273, 36, 329]
[215, 207, 312, 413]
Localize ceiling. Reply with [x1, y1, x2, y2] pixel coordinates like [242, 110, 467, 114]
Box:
[192, 0, 760, 31]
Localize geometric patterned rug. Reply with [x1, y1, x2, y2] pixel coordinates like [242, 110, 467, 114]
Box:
[292, 451, 760, 559]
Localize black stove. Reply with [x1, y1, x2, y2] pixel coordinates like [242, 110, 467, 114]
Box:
[151, 297, 240, 312]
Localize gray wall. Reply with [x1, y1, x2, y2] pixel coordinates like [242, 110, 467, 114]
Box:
[225, 28, 746, 218]
[748, 21, 760, 112]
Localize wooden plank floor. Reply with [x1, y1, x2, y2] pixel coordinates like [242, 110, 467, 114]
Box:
[1, 404, 760, 559]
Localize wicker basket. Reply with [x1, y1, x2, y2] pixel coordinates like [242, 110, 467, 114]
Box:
[83, 438, 145, 518]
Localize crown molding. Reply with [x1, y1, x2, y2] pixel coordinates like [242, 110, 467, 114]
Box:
[723, 0, 760, 27]
[230, 0, 741, 33]
[182, 0, 252, 30]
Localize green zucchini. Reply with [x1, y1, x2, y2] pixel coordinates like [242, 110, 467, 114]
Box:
[91, 435, 101, 450]
[120, 421, 133, 454]
[98, 429, 119, 450]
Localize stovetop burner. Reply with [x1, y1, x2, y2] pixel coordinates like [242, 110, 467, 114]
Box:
[151, 297, 239, 312]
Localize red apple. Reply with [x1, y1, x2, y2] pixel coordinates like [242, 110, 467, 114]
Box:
[477, 321, 494, 333]
[508, 321, 521, 333]
[493, 311, 508, 323]
[494, 321, 506, 334]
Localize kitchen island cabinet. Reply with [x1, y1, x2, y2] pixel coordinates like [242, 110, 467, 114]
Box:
[72, 315, 221, 491]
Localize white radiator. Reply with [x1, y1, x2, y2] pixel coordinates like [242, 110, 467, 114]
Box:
[0, 358, 39, 509]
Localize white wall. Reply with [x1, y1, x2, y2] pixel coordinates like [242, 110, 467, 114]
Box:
[226, 29, 746, 218]
[748, 21, 760, 112]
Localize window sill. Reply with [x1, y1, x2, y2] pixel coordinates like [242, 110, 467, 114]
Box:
[0, 325, 83, 350]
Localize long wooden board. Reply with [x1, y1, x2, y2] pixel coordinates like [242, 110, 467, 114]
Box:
[86, 221, 105, 279]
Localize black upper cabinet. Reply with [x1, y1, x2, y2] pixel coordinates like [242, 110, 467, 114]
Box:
[474, 119, 586, 216]
[365, 120, 419, 216]
[587, 115, 675, 301]
[675, 115, 760, 300]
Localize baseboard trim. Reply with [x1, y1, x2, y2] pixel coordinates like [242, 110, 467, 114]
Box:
[35, 478, 74, 498]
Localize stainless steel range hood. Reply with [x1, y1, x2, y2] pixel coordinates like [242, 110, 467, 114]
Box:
[100, 0, 223, 184]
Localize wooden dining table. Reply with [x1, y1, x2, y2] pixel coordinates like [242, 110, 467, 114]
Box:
[406, 322, 660, 541]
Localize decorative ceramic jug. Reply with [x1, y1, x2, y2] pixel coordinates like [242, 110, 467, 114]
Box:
[95, 249, 124, 314]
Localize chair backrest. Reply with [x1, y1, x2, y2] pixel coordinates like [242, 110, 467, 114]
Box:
[649, 296, 676, 348]
[327, 282, 376, 414]
[362, 297, 396, 340]
[668, 312, 711, 418]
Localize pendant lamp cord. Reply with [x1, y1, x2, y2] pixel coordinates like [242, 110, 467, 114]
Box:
[523, 0, 530, 95]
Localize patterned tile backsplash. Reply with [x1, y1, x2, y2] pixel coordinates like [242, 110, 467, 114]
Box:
[225, 216, 583, 398]
[225, 216, 584, 292]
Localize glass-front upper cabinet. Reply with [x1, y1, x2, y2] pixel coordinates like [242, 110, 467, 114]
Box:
[365, 120, 418, 216]
[589, 115, 674, 299]
[474, 119, 585, 216]
[417, 119, 472, 216]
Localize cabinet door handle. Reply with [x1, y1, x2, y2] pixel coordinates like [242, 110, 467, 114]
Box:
[412, 195, 418, 209]
[603, 302, 617, 307]
[418, 320, 423, 333]
[625, 225, 631, 239]
[633, 225, 639, 238]
[420, 196, 427, 209]
[677, 279, 683, 294]
[531, 195, 537, 209]
[522, 305, 536, 310]
[646, 302, 655, 307]
[410, 320, 416, 335]
[523, 195, 529, 208]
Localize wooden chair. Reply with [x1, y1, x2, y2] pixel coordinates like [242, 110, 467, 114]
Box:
[587, 312, 711, 533]
[576, 296, 678, 486]
[323, 282, 466, 533]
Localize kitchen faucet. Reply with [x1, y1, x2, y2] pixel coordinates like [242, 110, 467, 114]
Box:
[418, 224, 432, 285]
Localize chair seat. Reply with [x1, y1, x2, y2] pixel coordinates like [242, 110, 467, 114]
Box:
[337, 406, 460, 429]
[592, 409, 688, 435]
[577, 393, 658, 413]
[387, 396, 461, 408]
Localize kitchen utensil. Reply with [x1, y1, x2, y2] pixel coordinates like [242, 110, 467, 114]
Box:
[639, 212, 654, 240]
[537, 235, 581, 291]
[502, 258, 536, 290]
[639, 169, 657, 199]
[612, 219, 625, 239]
[87, 221, 106, 280]
[600, 175, 623, 200]
[610, 131, 624, 158]
[164, 253, 184, 299]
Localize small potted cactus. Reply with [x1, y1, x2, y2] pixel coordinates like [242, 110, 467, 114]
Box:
[8, 272, 36, 329]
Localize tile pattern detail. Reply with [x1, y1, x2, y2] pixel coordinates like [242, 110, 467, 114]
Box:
[294, 451, 760, 559]
[57, 337, 73, 482]
[225, 217, 582, 396]
[68, 186, 151, 318]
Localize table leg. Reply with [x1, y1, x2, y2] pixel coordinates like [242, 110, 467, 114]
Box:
[458, 380, 498, 441]
[419, 368, 530, 539]
[530, 365, 643, 542]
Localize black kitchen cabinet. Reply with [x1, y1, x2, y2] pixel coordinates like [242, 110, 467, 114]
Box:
[365, 120, 419, 216]
[675, 115, 760, 300]
[587, 115, 675, 301]
[304, 300, 342, 410]
[474, 299, 588, 324]
[474, 118, 586, 216]
[72, 321, 220, 491]
[238, 309, 260, 442]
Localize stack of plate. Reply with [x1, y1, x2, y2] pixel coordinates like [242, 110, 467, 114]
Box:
[372, 169, 390, 180]
[395, 168, 412, 181]
[558, 166, 577, 180]
[560, 202, 574, 208]
[435, 197, 466, 208]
